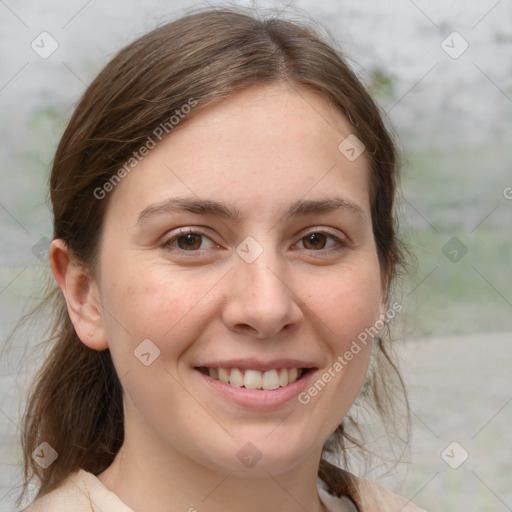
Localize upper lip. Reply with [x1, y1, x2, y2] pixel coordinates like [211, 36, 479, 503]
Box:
[195, 358, 317, 372]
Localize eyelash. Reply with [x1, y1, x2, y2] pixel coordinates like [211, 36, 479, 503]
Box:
[160, 228, 349, 256]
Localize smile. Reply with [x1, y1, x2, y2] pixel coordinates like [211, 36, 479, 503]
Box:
[198, 367, 307, 390]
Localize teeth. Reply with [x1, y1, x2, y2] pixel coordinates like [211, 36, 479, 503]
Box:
[262, 369, 280, 390]
[206, 367, 304, 390]
[229, 368, 244, 387]
[218, 367, 229, 383]
[244, 369, 262, 389]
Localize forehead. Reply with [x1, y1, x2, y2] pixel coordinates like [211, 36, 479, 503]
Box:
[107, 83, 371, 221]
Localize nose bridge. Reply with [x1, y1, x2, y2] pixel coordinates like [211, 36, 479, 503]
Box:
[222, 237, 302, 337]
[238, 240, 290, 304]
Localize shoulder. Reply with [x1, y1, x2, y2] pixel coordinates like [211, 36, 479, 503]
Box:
[355, 477, 427, 512]
[319, 461, 427, 512]
[22, 472, 87, 512]
[22, 470, 133, 512]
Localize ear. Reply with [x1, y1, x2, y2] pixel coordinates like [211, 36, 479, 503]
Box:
[49, 239, 109, 350]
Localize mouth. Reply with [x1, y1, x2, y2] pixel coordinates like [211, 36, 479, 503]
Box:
[196, 366, 312, 390]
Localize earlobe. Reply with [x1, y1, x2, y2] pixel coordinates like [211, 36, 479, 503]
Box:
[49, 239, 109, 351]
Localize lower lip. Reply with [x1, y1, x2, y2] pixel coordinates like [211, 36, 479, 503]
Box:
[197, 370, 316, 409]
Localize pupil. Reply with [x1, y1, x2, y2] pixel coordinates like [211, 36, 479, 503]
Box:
[179, 234, 200, 250]
[305, 233, 326, 249]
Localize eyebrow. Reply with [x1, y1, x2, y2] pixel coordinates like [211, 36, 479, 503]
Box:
[137, 196, 366, 224]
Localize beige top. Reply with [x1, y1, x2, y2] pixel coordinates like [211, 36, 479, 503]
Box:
[24, 469, 426, 512]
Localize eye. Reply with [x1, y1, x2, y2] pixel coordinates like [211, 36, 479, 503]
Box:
[294, 230, 347, 253]
[161, 229, 219, 252]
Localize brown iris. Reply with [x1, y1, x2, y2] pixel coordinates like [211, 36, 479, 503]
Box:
[176, 233, 203, 250]
[302, 233, 328, 250]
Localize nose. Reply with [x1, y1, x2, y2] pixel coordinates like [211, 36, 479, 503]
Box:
[221, 247, 303, 339]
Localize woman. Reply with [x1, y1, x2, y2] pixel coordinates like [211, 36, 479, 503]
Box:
[21, 6, 425, 511]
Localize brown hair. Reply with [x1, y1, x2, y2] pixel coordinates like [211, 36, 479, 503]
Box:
[21, 5, 408, 502]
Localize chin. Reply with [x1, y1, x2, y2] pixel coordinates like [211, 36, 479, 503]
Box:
[198, 432, 320, 478]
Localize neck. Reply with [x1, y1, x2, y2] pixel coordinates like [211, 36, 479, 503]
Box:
[98, 425, 327, 512]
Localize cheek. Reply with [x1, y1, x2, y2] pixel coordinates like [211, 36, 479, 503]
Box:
[293, 263, 382, 439]
[312, 262, 384, 347]
[98, 259, 222, 366]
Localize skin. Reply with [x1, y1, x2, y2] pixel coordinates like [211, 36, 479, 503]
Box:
[51, 83, 387, 512]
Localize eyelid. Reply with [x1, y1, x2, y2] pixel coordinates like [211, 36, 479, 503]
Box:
[160, 227, 220, 253]
[297, 225, 347, 240]
[160, 226, 349, 257]
[292, 227, 350, 252]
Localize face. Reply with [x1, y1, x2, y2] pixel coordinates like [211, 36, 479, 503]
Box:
[90, 83, 386, 476]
